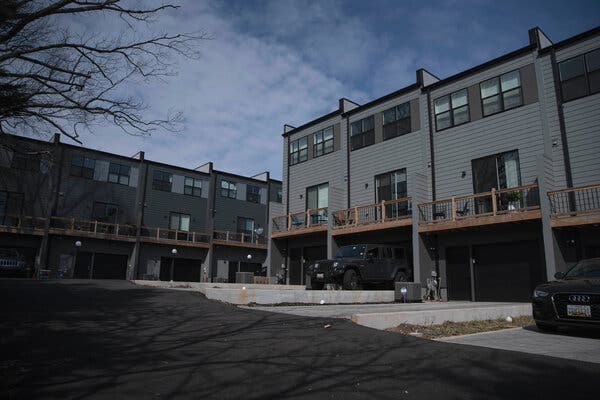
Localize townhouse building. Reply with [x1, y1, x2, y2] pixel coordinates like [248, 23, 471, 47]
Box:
[269, 26, 600, 302]
[0, 133, 281, 283]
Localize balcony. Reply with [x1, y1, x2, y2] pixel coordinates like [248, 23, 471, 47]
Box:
[271, 207, 328, 238]
[548, 184, 600, 227]
[212, 230, 267, 249]
[418, 184, 541, 233]
[0, 215, 211, 248]
[331, 197, 412, 236]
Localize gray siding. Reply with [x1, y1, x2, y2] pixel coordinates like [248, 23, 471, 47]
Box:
[213, 174, 268, 232]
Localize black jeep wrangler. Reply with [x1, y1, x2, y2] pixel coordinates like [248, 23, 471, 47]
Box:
[306, 244, 411, 290]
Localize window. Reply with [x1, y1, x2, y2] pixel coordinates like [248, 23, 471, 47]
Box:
[108, 163, 130, 185]
[558, 48, 600, 102]
[306, 183, 328, 210]
[434, 89, 469, 131]
[313, 126, 334, 157]
[221, 180, 237, 198]
[480, 70, 522, 117]
[382, 102, 411, 140]
[237, 217, 255, 236]
[376, 169, 408, 218]
[350, 115, 375, 150]
[246, 185, 260, 203]
[153, 170, 172, 192]
[70, 156, 95, 179]
[92, 201, 119, 223]
[184, 177, 202, 197]
[11, 152, 40, 171]
[289, 136, 308, 165]
[169, 212, 190, 231]
[472, 150, 521, 193]
[276, 188, 283, 203]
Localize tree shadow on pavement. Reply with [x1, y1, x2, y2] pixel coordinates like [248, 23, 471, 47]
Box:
[0, 279, 598, 400]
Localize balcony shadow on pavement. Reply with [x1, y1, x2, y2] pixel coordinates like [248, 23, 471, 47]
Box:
[0, 279, 598, 400]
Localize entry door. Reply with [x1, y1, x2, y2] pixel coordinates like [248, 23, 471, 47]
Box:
[446, 247, 472, 301]
[288, 248, 302, 285]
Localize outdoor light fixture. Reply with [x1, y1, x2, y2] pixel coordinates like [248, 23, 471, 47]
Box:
[170, 248, 177, 282]
[247, 254, 252, 260]
[254, 227, 264, 236]
[75, 240, 82, 247]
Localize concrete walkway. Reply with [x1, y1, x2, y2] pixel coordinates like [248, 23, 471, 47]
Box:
[439, 326, 600, 364]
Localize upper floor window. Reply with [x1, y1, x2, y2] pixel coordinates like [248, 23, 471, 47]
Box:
[246, 185, 260, 203]
[237, 217, 255, 236]
[289, 136, 308, 165]
[306, 183, 328, 210]
[108, 163, 130, 185]
[152, 170, 172, 192]
[480, 70, 522, 117]
[559, 48, 600, 102]
[313, 126, 334, 157]
[350, 115, 374, 151]
[221, 180, 237, 199]
[276, 187, 283, 203]
[184, 177, 202, 197]
[92, 201, 119, 223]
[434, 89, 469, 131]
[70, 156, 95, 179]
[169, 212, 190, 231]
[383, 102, 411, 140]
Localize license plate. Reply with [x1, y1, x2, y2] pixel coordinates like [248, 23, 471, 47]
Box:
[316, 273, 324, 279]
[567, 304, 591, 318]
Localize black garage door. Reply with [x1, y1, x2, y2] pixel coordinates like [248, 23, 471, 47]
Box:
[472, 241, 543, 302]
[73, 252, 128, 280]
[160, 257, 202, 282]
[446, 246, 472, 301]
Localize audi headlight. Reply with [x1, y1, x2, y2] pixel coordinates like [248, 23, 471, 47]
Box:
[533, 290, 549, 298]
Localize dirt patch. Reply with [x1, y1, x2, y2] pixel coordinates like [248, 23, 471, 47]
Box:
[387, 316, 535, 339]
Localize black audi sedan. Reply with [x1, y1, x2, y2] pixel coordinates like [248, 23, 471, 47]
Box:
[532, 258, 600, 332]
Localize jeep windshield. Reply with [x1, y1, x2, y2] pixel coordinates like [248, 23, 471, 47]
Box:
[335, 245, 366, 259]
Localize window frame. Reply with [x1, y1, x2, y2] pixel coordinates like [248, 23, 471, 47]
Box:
[305, 182, 329, 211]
[220, 179, 237, 199]
[152, 170, 173, 192]
[558, 47, 600, 102]
[276, 187, 283, 203]
[479, 69, 523, 118]
[108, 162, 130, 186]
[246, 184, 260, 203]
[433, 88, 470, 132]
[92, 201, 119, 223]
[169, 212, 191, 232]
[350, 115, 375, 151]
[289, 136, 308, 165]
[70, 156, 95, 179]
[236, 216, 255, 236]
[382, 101, 411, 140]
[184, 177, 202, 197]
[313, 126, 334, 157]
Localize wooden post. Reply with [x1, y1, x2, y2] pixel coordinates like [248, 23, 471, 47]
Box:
[381, 201, 385, 222]
[226, 231, 230, 241]
[241, 233, 245, 243]
[70, 218, 75, 230]
[306, 210, 310, 227]
[94, 221, 98, 234]
[491, 188, 497, 216]
[287, 214, 291, 231]
[116, 224, 120, 236]
[451, 197, 456, 221]
[354, 207, 358, 226]
[156, 227, 160, 239]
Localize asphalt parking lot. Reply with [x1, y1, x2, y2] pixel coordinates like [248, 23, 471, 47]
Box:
[1, 279, 599, 399]
[439, 326, 600, 364]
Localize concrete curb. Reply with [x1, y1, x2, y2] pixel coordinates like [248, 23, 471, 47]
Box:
[435, 327, 525, 341]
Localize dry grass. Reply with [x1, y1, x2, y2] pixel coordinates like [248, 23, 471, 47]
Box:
[386, 316, 535, 339]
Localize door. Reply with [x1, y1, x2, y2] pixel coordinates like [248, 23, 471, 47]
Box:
[472, 151, 521, 213]
[446, 246, 472, 301]
[228, 261, 238, 283]
[73, 251, 93, 279]
[288, 248, 302, 285]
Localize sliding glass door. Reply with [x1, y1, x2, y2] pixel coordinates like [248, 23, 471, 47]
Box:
[471, 150, 521, 213]
[306, 183, 328, 224]
[375, 169, 407, 218]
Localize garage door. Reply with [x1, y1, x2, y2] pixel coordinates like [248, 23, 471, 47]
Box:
[160, 257, 202, 282]
[93, 253, 128, 279]
[472, 241, 542, 302]
[446, 246, 472, 301]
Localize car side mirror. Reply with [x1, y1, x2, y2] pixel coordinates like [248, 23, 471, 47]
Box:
[554, 271, 565, 280]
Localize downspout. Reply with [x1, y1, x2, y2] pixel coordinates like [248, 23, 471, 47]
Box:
[346, 116, 351, 208]
[132, 152, 147, 279]
[425, 89, 440, 280]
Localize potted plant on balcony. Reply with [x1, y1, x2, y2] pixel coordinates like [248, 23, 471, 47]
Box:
[501, 190, 523, 211]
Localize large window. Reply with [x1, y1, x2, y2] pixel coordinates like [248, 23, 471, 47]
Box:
[184, 177, 202, 197]
[434, 89, 469, 131]
[306, 183, 328, 210]
[108, 163, 130, 185]
[92, 201, 119, 223]
[153, 170, 172, 192]
[558, 48, 600, 102]
[376, 169, 408, 219]
[480, 70, 522, 117]
[472, 150, 521, 193]
[382, 102, 411, 140]
[246, 185, 260, 203]
[276, 187, 283, 203]
[313, 126, 334, 157]
[169, 212, 190, 231]
[221, 180, 237, 198]
[237, 217, 255, 236]
[350, 115, 375, 150]
[70, 156, 95, 179]
[289, 136, 308, 165]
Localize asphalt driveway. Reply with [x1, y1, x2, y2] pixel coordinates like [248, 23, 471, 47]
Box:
[1, 279, 598, 399]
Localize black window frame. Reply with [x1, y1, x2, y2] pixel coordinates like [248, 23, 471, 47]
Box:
[289, 136, 308, 165]
[152, 170, 173, 192]
[433, 88, 470, 132]
[220, 179, 237, 199]
[480, 69, 523, 117]
[246, 184, 260, 203]
[184, 177, 202, 197]
[382, 101, 411, 140]
[108, 162, 130, 186]
[169, 212, 191, 231]
[236, 216, 255, 236]
[558, 47, 600, 102]
[70, 156, 95, 179]
[350, 115, 375, 151]
[313, 126, 334, 157]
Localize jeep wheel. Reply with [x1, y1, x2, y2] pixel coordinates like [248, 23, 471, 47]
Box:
[394, 271, 408, 282]
[342, 269, 359, 290]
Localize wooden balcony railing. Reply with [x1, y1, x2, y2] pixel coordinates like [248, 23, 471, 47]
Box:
[49, 216, 137, 237]
[139, 226, 211, 244]
[548, 184, 600, 226]
[332, 197, 412, 230]
[418, 184, 540, 224]
[213, 230, 267, 247]
[272, 207, 328, 234]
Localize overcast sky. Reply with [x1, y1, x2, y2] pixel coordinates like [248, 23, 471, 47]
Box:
[65, 0, 600, 180]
